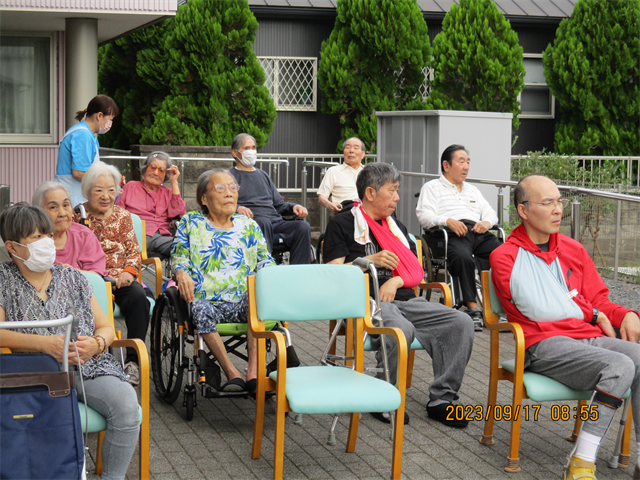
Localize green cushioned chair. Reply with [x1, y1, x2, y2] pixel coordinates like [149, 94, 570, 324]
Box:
[249, 264, 408, 480]
[479, 270, 633, 474]
[82, 271, 150, 479]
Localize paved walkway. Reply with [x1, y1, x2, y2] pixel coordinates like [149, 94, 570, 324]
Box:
[0, 245, 636, 479]
[113, 267, 639, 480]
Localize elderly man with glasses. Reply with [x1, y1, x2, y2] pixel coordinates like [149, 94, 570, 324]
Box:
[490, 174, 640, 480]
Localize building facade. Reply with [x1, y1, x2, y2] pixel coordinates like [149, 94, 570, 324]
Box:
[249, 0, 575, 155]
[0, 0, 178, 202]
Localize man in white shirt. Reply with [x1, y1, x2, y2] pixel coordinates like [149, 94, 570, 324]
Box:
[416, 144, 501, 330]
[317, 137, 365, 212]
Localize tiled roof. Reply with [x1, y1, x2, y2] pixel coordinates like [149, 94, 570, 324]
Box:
[248, 0, 576, 18]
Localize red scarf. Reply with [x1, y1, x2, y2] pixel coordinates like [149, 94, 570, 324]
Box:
[359, 208, 424, 288]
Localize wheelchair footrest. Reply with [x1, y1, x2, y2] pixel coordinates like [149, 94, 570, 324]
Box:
[201, 383, 249, 399]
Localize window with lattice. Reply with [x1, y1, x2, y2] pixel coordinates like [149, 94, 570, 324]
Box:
[394, 65, 433, 100]
[258, 57, 317, 112]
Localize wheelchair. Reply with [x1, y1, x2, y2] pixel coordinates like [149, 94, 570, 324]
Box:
[268, 217, 317, 265]
[150, 285, 295, 421]
[420, 224, 505, 309]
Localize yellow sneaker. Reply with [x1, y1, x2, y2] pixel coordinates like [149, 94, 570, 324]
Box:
[563, 456, 596, 480]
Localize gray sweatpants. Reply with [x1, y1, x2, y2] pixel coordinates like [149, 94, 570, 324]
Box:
[378, 297, 474, 403]
[146, 232, 174, 259]
[526, 336, 640, 437]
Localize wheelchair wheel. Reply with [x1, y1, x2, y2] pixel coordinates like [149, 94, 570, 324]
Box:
[265, 338, 277, 375]
[475, 271, 483, 309]
[151, 288, 184, 404]
[185, 391, 195, 421]
[420, 238, 435, 301]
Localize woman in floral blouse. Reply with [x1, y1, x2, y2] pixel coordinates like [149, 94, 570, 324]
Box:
[77, 161, 150, 386]
[173, 168, 274, 393]
[0, 203, 139, 480]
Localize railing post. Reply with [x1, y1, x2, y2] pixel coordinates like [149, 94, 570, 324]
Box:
[180, 160, 185, 195]
[571, 188, 581, 242]
[301, 165, 308, 218]
[273, 163, 279, 189]
[320, 167, 328, 233]
[614, 184, 622, 281]
[497, 186, 504, 227]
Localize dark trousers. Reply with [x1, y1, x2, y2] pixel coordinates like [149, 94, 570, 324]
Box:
[253, 216, 312, 264]
[445, 222, 502, 303]
[113, 280, 150, 363]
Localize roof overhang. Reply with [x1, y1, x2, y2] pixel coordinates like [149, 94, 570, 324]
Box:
[0, 7, 177, 44]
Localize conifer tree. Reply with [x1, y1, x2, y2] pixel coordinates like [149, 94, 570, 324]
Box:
[543, 0, 640, 155]
[98, 20, 173, 149]
[317, 0, 431, 152]
[428, 0, 525, 131]
[142, 0, 275, 147]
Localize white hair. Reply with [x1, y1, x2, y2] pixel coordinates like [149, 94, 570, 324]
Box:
[81, 161, 122, 200]
[32, 181, 71, 208]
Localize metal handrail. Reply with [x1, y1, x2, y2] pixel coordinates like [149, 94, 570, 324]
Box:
[302, 160, 341, 168]
[401, 170, 640, 280]
[400, 171, 640, 203]
[101, 155, 289, 194]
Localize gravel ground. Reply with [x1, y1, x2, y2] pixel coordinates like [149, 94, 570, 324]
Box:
[604, 277, 640, 313]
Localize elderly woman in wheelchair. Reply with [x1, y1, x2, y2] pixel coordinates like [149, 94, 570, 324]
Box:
[0, 203, 139, 480]
[171, 168, 275, 395]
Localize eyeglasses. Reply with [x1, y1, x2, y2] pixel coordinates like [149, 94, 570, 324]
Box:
[148, 164, 167, 174]
[522, 198, 570, 209]
[209, 183, 240, 193]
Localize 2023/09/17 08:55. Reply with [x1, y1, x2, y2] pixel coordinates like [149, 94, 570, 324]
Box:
[445, 404, 598, 422]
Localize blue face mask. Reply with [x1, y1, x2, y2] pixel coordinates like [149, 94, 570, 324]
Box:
[13, 237, 56, 272]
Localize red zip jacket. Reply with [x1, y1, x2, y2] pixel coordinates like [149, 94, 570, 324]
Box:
[489, 224, 636, 349]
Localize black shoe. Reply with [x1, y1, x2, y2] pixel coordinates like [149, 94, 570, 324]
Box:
[468, 308, 483, 331]
[371, 411, 410, 425]
[426, 403, 469, 428]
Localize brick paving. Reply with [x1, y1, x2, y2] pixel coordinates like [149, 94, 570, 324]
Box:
[0, 245, 636, 479]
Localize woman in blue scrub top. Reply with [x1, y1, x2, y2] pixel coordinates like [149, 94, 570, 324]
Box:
[55, 95, 119, 206]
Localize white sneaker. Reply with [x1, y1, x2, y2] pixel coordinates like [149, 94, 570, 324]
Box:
[124, 361, 140, 386]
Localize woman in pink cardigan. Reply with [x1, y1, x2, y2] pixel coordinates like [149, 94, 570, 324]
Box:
[32, 181, 108, 276]
[115, 151, 186, 259]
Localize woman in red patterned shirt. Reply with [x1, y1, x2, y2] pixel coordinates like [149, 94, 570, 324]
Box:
[77, 161, 150, 386]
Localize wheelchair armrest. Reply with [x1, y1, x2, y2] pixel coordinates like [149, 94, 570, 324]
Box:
[489, 226, 506, 242]
[169, 215, 183, 230]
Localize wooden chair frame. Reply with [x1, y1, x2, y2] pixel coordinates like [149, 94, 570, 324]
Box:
[249, 274, 408, 480]
[135, 216, 163, 298]
[91, 277, 150, 479]
[479, 270, 632, 472]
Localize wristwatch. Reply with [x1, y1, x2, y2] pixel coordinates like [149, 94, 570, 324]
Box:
[590, 308, 600, 326]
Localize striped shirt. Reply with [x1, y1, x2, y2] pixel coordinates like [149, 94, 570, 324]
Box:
[416, 175, 498, 230]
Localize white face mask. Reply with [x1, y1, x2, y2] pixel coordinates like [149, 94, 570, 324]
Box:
[98, 119, 112, 135]
[238, 149, 257, 167]
[13, 237, 56, 273]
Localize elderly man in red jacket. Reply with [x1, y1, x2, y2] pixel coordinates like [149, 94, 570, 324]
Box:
[490, 175, 640, 480]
